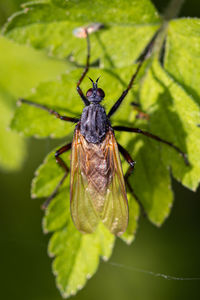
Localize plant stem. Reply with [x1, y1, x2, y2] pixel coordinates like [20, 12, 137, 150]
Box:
[163, 0, 186, 20]
[153, 0, 186, 59]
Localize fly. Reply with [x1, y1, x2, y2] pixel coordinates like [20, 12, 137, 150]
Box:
[19, 29, 189, 236]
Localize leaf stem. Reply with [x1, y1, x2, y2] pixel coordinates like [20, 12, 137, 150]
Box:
[152, 0, 185, 59]
[163, 0, 186, 21]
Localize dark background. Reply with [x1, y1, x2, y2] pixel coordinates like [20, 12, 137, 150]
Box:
[0, 1, 200, 300]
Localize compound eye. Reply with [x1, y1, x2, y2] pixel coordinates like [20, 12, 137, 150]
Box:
[86, 88, 93, 97]
[97, 88, 105, 98]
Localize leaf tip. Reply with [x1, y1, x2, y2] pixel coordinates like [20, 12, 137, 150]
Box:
[62, 292, 69, 299]
[102, 255, 109, 262]
[168, 201, 173, 209]
[42, 218, 49, 235]
[125, 238, 134, 245]
[31, 193, 37, 199]
[34, 169, 39, 177]
[50, 133, 55, 138]
[70, 289, 76, 295]
[86, 273, 92, 279]
[17, 99, 22, 107]
[48, 251, 55, 258]
[77, 284, 83, 291]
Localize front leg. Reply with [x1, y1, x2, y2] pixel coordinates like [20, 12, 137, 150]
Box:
[77, 86, 90, 106]
[19, 99, 79, 123]
[76, 29, 90, 106]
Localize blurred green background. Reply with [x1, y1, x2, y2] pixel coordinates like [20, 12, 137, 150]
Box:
[0, 1, 200, 300]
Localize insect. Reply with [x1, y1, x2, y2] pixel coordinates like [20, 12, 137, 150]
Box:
[19, 29, 189, 236]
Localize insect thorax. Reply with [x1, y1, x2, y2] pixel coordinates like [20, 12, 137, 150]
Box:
[80, 104, 108, 143]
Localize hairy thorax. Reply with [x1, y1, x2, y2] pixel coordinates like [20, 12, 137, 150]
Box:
[80, 104, 108, 143]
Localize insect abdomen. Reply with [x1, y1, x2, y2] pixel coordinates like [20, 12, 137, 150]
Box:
[80, 104, 107, 143]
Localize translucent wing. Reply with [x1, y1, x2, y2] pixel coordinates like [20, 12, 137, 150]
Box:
[70, 127, 99, 233]
[100, 130, 128, 235]
[70, 127, 128, 236]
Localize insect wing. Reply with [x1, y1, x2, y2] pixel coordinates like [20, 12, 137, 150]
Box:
[70, 128, 128, 235]
[101, 130, 128, 235]
[70, 128, 99, 233]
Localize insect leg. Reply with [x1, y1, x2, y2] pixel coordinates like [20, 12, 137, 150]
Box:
[19, 98, 79, 123]
[42, 143, 72, 209]
[117, 143, 135, 181]
[114, 126, 189, 166]
[118, 143, 145, 214]
[76, 29, 90, 106]
[107, 62, 144, 118]
[107, 30, 159, 119]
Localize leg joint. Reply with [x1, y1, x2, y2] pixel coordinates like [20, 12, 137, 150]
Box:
[130, 161, 136, 167]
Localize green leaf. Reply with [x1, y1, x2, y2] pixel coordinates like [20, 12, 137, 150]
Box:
[0, 88, 26, 171]
[165, 18, 200, 105]
[128, 133, 173, 226]
[3, 0, 160, 67]
[31, 144, 69, 199]
[140, 60, 200, 191]
[43, 186, 70, 233]
[32, 144, 71, 232]
[0, 36, 66, 170]
[50, 0, 160, 24]
[49, 221, 114, 298]
[0, 36, 67, 97]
